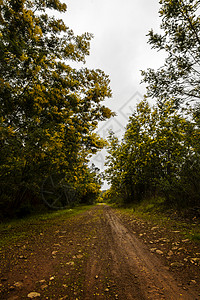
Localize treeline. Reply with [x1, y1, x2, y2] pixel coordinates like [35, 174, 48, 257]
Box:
[105, 0, 200, 211]
[0, 0, 113, 218]
[105, 99, 200, 208]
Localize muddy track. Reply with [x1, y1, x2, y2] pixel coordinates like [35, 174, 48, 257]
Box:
[85, 205, 199, 300]
[0, 205, 199, 299]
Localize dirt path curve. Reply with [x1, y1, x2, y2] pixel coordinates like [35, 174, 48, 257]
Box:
[0, 204, 199, 299]
[84, 205, 199, 300]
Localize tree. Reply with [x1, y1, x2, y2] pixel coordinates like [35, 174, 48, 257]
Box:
[0, 0, 113, 216]
[141, 0, 200, 104]
[140, 0, 200, 210]
[105, 98, 199, 207]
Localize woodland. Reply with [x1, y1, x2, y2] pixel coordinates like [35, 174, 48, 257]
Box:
[1, 0, 200, 218]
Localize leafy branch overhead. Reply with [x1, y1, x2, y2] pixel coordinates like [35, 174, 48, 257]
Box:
[141, 0, 200, 104]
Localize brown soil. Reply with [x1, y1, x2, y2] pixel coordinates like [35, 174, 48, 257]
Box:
[0, 205, 199, 299]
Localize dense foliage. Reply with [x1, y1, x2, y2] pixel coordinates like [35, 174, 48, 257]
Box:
[105, 0, 200, 210]
[0, 0, 113, 217]
[141, 0, 200, 104]
[105, 99, 200, 207]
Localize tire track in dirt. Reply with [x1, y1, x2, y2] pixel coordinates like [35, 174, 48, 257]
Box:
[84, 206, 145, 300]
[85, 205, 199, 299]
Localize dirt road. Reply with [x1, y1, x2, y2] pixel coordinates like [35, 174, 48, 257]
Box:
[0, 205, 199, 299]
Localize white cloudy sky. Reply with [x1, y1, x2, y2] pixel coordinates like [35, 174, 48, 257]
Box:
[64, 0, 165, 102]
[59, 0, 166, 187]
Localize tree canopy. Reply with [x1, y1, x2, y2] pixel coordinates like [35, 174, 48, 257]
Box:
[141, 0, 200, 104]
[0, 0, 113, 217]
[105, 99, 200, 207]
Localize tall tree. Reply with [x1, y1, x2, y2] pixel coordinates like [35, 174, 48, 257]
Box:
[0, 0, 113, 215]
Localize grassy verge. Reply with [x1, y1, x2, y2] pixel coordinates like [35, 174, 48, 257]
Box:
[0, 205, 94, 247]
[113, 197, 200, 243]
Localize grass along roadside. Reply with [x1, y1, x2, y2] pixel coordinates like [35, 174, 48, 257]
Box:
[0, 205, 94, 247]
[112, 197, 200, 243]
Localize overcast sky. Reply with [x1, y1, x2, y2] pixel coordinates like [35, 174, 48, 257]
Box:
[60, 0, 166, 187]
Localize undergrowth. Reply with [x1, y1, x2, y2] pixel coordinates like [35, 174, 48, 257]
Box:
[114, 197, 200, 243]
[0, 205, 94, 247]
